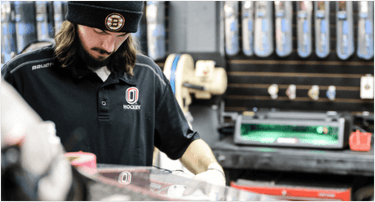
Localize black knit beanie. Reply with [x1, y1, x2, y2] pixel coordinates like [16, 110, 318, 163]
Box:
[66, 1, 144, 33]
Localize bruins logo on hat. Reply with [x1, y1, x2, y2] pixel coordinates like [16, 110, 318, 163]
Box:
[105, 13, 125, 31]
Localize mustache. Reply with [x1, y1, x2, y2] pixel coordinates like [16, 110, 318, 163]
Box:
[91, 47, 112, 55]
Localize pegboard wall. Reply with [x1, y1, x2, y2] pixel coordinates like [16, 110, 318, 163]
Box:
[4, 1, 370, 116]
[223, 1, 374, 115]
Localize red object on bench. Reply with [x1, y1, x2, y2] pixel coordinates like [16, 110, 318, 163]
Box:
[231, 180, 351, 201]
[349, 130, 372, 152]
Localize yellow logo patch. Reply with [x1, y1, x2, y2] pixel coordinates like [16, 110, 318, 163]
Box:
[105, 13, 125, 31]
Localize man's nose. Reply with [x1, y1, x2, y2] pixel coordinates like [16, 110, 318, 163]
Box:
[101, 35, 116, 54]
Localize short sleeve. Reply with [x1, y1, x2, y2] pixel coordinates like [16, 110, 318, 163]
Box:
[154, 83, 200, 160]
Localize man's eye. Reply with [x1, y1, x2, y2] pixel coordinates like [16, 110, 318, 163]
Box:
[94, 29, 105, 34]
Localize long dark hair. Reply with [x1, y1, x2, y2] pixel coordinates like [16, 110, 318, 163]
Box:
[54, 21, 138, 75]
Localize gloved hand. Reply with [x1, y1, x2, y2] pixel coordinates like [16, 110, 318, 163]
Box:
[179, 163, 226, 200]
[193, 163, 226, 187]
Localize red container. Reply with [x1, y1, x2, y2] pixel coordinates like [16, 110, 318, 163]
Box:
[349, 130, 372, 152]
[231, 180, 351, 201]
[64, 151, 97, 172]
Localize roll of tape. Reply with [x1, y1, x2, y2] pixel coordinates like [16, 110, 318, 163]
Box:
[64, 151, 97, 170]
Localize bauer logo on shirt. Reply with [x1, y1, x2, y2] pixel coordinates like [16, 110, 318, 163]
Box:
[124, 87, 141, 110]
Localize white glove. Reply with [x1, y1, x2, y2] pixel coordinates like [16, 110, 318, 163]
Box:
[182, 163, 226, 201]
[194, 163, 226, 187]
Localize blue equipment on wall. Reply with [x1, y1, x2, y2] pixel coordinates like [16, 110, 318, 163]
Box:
[46, 1, 54, 38]
[357, 1, 374, 60]
[336, 1, 354, 60]
[146, 1, 166, 60]
[133, 3, 148, 56]
[1, 1, 18, 64]
[241, 1, 254, 56]
[254, 1, 273, 57]
[275, 1, 293, 57]
[14, 1, 37, 54]
[224, 1, 240, 56]
[53, 1, 65, 35]
[62, 1, 68, 18]
[35, 1, 50, 40]
[297, 1, 312, 58]
[314, 1, 330, 58]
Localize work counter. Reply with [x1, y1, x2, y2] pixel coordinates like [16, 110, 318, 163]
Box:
[83, 164, 280, 201]
[212, 135, 374, 176]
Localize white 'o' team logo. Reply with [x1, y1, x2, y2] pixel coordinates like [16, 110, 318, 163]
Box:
[118, 171, 131, 185]
[105, 13, 125, 31]
[126, 87, 139, 104]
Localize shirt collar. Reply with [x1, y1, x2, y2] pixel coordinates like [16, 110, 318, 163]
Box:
[120, 72, 136, 85]
[71, 67, 93, 81]
[69, 57, 93, 81]
[70, 58, 136, 85]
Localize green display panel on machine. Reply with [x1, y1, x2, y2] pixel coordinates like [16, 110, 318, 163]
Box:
[240, 123, 339, 146]
[234, 111, 350, 149]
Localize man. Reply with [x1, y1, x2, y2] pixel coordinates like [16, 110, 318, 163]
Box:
[2, 2, 225, 186]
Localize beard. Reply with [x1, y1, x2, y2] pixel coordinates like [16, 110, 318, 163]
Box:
[78, 44, 112, 71]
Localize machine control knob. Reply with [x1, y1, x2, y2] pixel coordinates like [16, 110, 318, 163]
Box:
[286, 84, 296, 100]
[268, 84, 279, 99]
[308, 85, 319, 100]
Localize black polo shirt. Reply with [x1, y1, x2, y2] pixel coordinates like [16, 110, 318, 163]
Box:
[1, 45, 200, 166]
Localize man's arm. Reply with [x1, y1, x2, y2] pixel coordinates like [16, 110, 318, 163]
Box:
[179, 139, 223, 174]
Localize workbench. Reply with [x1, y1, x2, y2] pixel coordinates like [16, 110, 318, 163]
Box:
[84, 164, 279, 201]
[212, 135, 374, 177]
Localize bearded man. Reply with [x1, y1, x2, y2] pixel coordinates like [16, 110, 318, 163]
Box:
[1, 1, 225, 187]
